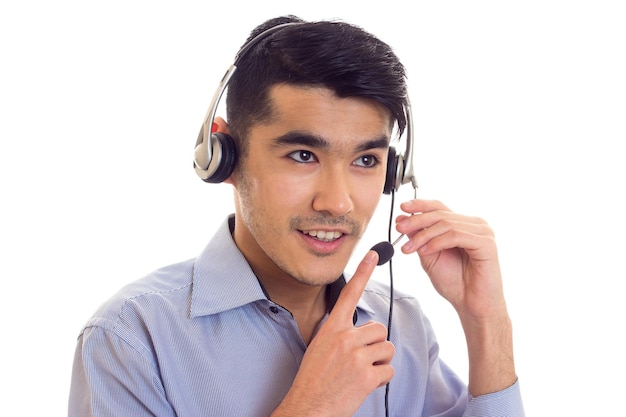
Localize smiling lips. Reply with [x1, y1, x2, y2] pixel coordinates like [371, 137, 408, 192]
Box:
[301, 230, 343, 242]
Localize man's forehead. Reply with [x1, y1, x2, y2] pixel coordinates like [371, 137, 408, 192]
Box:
[260, 84, 393, 139]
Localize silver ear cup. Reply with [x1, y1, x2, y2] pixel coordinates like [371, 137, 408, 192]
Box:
[193, 126, 211, 171]
[194, 132, 238, 183]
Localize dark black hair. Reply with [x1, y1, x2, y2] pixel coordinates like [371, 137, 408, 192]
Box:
[226, 15, 408, 154]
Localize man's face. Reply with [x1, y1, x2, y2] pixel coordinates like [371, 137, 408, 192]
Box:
[231, 84, 391, 287]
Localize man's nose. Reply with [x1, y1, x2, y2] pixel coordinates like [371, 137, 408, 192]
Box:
[311, 166, 355, 217]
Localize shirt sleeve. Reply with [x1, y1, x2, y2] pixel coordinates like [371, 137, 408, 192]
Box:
[464, 379, 525, 417]
[411, 309, 525, 417]
[68, 320, 176, 417]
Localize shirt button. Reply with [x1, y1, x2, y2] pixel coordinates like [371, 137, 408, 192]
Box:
[269, 306, 280, 314]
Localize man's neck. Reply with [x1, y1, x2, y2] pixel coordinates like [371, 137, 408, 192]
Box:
[258, 274, 329, 345]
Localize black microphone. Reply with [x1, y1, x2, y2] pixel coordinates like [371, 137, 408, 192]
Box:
[371, 232, 408, 265]
[371, 241, 395, 265]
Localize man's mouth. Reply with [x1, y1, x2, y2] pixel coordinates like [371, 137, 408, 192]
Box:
[300, 230, 344, 242]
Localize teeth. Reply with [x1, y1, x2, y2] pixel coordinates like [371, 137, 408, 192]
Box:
[304, 230, 343, 242]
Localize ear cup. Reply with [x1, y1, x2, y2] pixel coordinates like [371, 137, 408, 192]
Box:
[208, 132, 238, 183]
[195, 132, 238, 183]
[383, 146, 400, 195]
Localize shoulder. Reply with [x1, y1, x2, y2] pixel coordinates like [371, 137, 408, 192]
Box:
[363, 279, 422, 309]
[359, 280, 439, 353]
[84, 258, 196, 333]
[361, 279, 430, 325]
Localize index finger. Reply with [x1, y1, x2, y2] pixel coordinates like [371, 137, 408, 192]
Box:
[399, 198, 450, 215]
[329, 250, 378, 324]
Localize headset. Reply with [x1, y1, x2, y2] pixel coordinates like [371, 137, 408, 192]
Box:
[193, 22, 417, 195]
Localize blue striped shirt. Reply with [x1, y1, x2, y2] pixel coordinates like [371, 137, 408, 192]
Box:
[69, 215, 524, 416]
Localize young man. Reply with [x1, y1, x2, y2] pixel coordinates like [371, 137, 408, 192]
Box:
[69, 16, 524, 416]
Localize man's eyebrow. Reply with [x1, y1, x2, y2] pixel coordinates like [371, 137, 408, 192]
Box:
[272, 132, 330, 150]
[355, 137, 390, 152]
[271, 131, 390, 152]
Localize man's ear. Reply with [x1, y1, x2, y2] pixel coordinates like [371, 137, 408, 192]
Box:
[212, 116, 230, 135]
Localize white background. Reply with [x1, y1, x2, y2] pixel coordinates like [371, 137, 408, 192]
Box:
[1, 1, 624, 415]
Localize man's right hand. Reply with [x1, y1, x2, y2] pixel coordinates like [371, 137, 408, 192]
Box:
[272, 250, 395, 417]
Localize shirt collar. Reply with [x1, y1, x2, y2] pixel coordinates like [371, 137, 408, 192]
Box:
[191, 216, 267, 318]
[191, 215, 375, 318]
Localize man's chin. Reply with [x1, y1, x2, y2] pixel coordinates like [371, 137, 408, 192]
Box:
[291, 257, 350, 286]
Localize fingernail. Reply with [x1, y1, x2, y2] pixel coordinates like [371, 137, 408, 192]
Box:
[402, 240, 415, 252]
[364, 251, 377, 264]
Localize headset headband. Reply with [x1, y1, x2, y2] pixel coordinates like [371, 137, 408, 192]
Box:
[193, 21, 417, 193]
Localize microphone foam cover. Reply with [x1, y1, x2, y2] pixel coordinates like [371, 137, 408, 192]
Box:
[371, 241, 394, 265]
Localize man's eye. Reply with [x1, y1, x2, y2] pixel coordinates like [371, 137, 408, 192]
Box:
[353, 154, 379, 168]
[288, 150, 317, 163]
